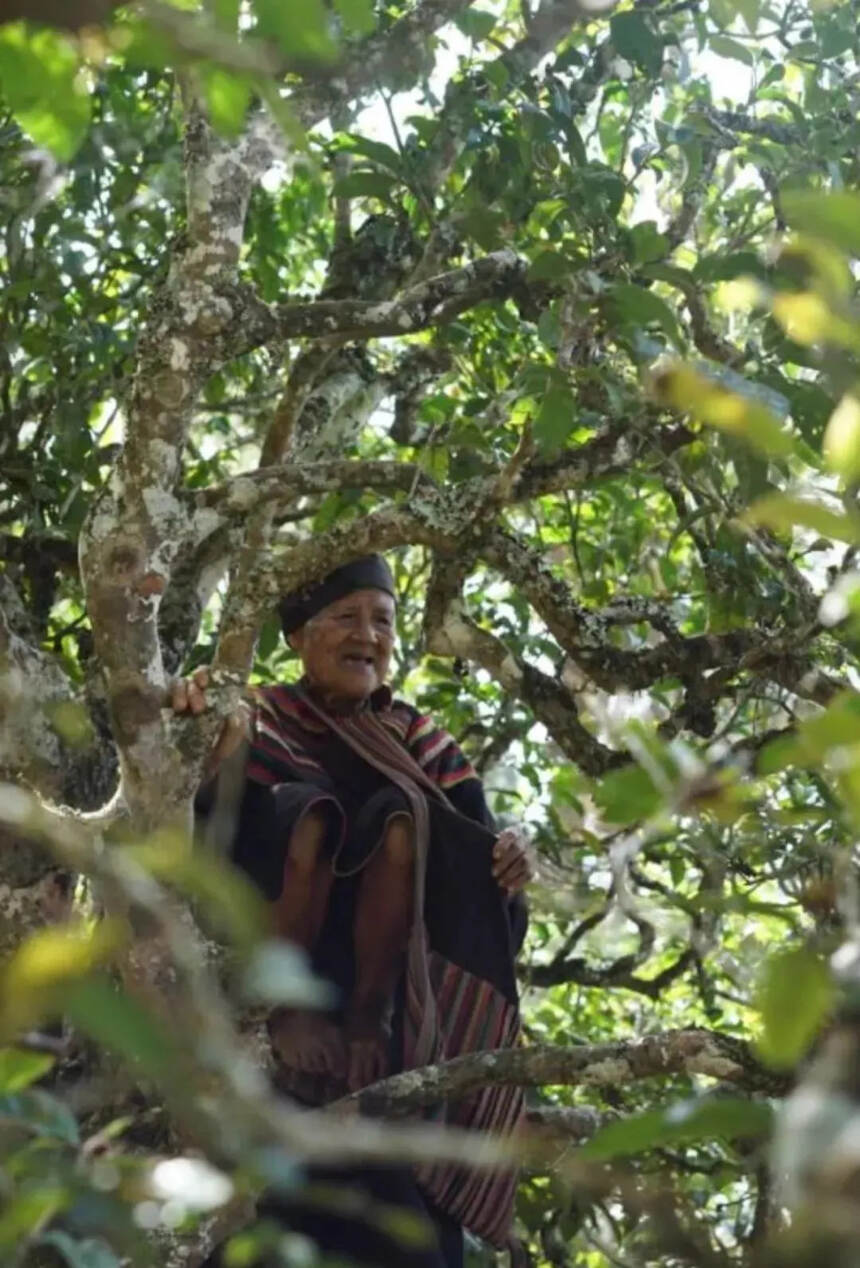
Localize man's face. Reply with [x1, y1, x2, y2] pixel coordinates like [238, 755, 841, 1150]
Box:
[290, 587, 396, 704]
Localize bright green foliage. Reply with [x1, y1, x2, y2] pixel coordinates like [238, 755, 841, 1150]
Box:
[2, 0, 860, 1264]
[756, 946, 835, 1068]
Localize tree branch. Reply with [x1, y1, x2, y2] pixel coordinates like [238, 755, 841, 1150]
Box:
[231, 249, 527, 356]
[339, 1029, 789, 1117]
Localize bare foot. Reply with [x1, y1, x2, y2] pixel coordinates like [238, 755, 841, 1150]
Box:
[270, 1010, 346, 1079]
[344, 996, 391, 1092]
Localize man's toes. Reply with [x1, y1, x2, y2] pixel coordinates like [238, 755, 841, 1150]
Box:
[324, 1032, 347, 1080]
[347, 1040, 386, 1092]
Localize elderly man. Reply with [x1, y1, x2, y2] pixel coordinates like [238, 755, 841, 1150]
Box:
[182, 555, 531, 1265]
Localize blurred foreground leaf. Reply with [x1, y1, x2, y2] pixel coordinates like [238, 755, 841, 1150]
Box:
[37, 1230, 122, 1268]
[0, 1088, 79, 1143]
[745, 494, 860, 543]
[581, 1096, 773, 1160]
[0, 1046, 55, 1093]
[756, 946, 834, 1068]
[782, 189, 860, 258]
[128, 834, 266, 951]
[242, 940, 335, 1008]
[654, 365, 796, 456]
[0, 23, 91, 159]
[1, 921, 128, 1035]
[64, 976, 186, 1083]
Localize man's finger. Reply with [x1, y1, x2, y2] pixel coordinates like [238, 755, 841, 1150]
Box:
[188, 683, 207, 715]
[192, 666, 210, 689]
[171, 680, 188, 713]
[495, 859, 526, 885]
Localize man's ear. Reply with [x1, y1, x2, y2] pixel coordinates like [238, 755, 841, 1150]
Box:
[288, 628, 304, 654]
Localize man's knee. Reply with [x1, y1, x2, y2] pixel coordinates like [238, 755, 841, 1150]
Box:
[381, 813, 415, 868]
[287, 808, 330, 875]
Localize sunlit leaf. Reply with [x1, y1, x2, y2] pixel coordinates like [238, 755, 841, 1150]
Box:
[254, 0, 337, 62]
[772, 291, 860, 354]
[756, 947, 833, 1068]
[782, 189, 860, 258]
[823, 393, 860, 482]
[654, 364, 796, 456]
[201, 66, 253, 137]
[796, 692, 860, 761]
[0, 1047, 55, 1093]
[744, 494, 860, 543]
[581, 1096, 773, 1160]
[333, 0, 376, 36]
[0, 1187, 70, 1251]
[534, 383, 576, 454]
[0, 23, 90, 159]
[594, 764, 660, 825]
[1, 921, 127, 1033]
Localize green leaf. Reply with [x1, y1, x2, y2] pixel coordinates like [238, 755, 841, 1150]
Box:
[527, 250, 574, 282]
[0, 1089, 79, 1144]
[112, 15, 174, 68]
[581, 1096, 773, 1160]
[735, 0, 759, 33]
[333, 0, 376, 36]
[254, 0, 337, 62]
[594, 764, 660, 825]
[610, 12, 664, 74]
[455, 8, 497, 40]
[201, 67, 253, 136]
[534, 383, 576, 454]
[654, 365, 796, 457]
[709, 34, 754, 64]
[756, 947, 834, 1068]
[343, 134, 403, 174]
[460, 206, 506, 251]
[258, 80, 311, 154]
[332, 171, 398, 200]
[213, 0, 241, 32]
[795, 692, 860, 763]
[63, 977, 184, 1084]
[1, 920, 127, 1033]
[0, 24, 90, 160]
[757, 734, 799, 775]
[0, 1047, 55, 1093]
[745, 494, 860, 543]
[608, 283, 682, 346]
[0, 1188, 70, 1251]
[782, 190, 860, 258]
[629, 221, 669, 264]
[37, 1231, 121, 1268]
[127, 835, 266, 951]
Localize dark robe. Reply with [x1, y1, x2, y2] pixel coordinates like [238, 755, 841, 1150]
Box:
[201, 682, 526, 1266]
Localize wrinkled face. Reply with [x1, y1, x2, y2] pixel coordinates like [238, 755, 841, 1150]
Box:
[290, 587, 396, 705]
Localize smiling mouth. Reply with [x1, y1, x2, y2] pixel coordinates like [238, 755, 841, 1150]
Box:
[342, 653, 375, 668]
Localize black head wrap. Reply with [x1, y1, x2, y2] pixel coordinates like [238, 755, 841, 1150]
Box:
[278, 554, 396, 638]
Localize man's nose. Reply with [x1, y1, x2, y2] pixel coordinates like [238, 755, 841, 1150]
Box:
[353, 612, 377, 641]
